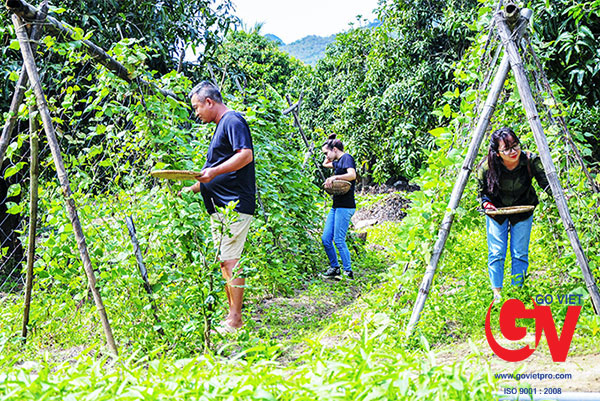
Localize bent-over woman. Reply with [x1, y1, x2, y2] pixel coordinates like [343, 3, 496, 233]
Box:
[477, 127, 551, 301]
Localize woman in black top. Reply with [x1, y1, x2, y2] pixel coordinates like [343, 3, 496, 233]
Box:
[321, 134, 357, 280]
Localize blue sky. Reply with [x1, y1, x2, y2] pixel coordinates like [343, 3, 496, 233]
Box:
[230, 0, 380, 44]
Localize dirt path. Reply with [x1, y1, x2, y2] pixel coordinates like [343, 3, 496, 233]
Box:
[250, 264, 382, 342]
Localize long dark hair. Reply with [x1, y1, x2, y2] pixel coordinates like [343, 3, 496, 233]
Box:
[486, 127, 521, 195]
[322, 134, 344, 151]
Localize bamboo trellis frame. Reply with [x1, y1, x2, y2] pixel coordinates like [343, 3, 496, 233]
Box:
[407, 4, 600, 336]
[11, 12, 119, 354]
[3, 0, 182, 354]
[1, 0, 181, 169]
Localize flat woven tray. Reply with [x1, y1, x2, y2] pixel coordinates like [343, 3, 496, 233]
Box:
[150, 169, 202, 181]
[324, 179, 351, 196]
[485, 205, 535, 215]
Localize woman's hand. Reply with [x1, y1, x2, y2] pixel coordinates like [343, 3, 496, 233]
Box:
[483, 201, 497, 211]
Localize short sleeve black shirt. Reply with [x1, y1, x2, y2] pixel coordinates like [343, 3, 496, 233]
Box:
[332, 153, 356, 209]
[200, 111, 256, 215]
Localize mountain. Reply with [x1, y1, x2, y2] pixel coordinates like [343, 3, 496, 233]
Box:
[267, 20, 381, 66]
[279, 34, 336, 66]
[264, 33, 284, 46]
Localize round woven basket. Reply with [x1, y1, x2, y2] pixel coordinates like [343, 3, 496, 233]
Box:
[485, 205, 535, 215]
[324, 179, 351, 196]
[150, 169, 202, 181]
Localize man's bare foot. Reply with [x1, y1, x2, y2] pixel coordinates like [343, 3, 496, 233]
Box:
[214, 321, 238, 335]
[225, 316, 243, 329]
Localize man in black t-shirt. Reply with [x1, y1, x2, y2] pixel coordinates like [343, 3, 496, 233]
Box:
[182, 81, 255, 331]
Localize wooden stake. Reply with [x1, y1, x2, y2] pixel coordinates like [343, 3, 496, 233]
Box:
[406, 9, 533, 337]
[285, 94, 326, 182]
[9, 0, 48, 341]
[495, 12, 600, 313]
[125, 216, 164, 337]
[21, 103, 39, 341]
[13, 14, 118, 354]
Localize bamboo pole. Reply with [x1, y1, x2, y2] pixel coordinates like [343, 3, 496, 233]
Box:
[21, 104, 39, 341]
[284, 94, 326, 182]
[495, 13, 600, 314]
[0, 71, 28, 168]
[16, 2, 47, 341]
[13, 14, 119, 354]
[406, 9, 533, 337]
[0, 1, 47, 169]
[6, 0, 178, 101]
[125, 216, 164, 337]
[523, 37, 599, 194]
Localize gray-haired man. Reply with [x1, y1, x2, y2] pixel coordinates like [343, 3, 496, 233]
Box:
[182, 81, 255, 330]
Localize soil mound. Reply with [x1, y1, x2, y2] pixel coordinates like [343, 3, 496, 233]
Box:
[353, 193, 410, 225]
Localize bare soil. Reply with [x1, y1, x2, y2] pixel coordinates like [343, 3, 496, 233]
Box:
[436, 338, 600, 392]
[353, 192, 411, 224]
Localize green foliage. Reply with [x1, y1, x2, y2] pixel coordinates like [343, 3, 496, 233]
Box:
[53, 0, 237, 73]
[210, 30, 309, 98]
[567, 103, 600, 164]
[3, 0, 600, 397]
[0, 0, 236, 117]
[296, 0, 480, 183]
[1, 35, 326, 353]
[0, 330, 497, 400]
[528, 0, 600, 105]
[380, 0, 600, 351]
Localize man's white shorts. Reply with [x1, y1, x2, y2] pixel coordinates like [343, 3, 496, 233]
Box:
[209, 212, 253, 260]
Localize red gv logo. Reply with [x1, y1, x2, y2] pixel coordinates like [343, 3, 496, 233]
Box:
[485, 297, 581, 362]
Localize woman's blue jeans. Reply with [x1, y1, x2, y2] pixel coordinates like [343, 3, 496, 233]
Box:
[486, 214, 533, 288]
[322, 207, 355, 272]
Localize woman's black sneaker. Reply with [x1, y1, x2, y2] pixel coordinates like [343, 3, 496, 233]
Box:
[322, 267, 340, 279]
[342, 270, 354, 280]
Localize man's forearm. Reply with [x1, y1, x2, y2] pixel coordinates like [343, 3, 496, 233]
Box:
[212, 149, 253, 176]
[197, 148, 253, 184]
